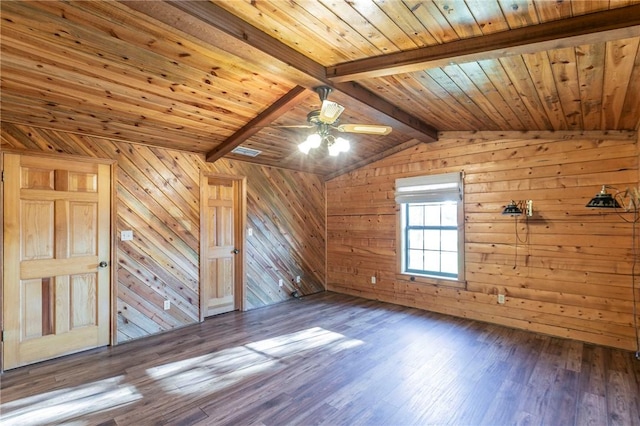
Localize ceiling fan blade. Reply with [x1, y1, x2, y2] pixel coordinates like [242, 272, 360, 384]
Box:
[336, 123, 392, 135]
[318, 100, 345, 124]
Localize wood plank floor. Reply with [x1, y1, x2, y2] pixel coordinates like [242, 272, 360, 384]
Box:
[1, 291, 639, 425]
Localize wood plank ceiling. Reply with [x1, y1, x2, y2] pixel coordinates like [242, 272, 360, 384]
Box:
[1, 1, 640, 178]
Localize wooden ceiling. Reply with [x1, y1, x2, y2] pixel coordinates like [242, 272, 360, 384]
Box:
[1, 1, 639, 178]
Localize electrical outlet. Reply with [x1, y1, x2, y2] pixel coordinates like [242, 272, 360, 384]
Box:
[498, 294, 505, 304]
[121, 230, 133, 241]
[371, 276, 376, 284]
[296, 275, 301, 283]
[163, 300, 171, 310]
[279, 279, 284, 287]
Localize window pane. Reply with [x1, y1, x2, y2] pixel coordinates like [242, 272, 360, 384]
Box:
[408, 249, 424, 270]
[408, 205, 424, 226]
[408, 230, 424, 249]
[424, 229, 440, 250]
[441, 230, 458, 252]
[424, 205, 440, 226]
[441, 251, 458, 274]
[441, 203, 457, 226]
[424, 251, 440, 272]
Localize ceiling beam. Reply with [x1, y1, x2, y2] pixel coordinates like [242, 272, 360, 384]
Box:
[206, 85, 309, 162]
[123, 0, 438, 145]
[327, 5, 640, 82]
[333, 82, 437, 141]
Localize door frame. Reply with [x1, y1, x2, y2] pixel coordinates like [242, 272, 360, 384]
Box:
[1, 149, 117, 371]
[199, 172, 246, 321]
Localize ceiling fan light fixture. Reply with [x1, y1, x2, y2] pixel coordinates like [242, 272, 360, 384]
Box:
[294, 86, 389, 158]
[335, 136, 350, 152]
[328, 137, 350, 156]
[298, 141, 311, 154]
[305, 132, 322, 148]
[328, 141, 341, 156]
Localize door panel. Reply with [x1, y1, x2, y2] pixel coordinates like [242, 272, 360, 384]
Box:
[22, 200, 54, 259]
[69, 202, 98, 256]
[71, 273, 97, 328]
[22, 278, 48, 339]
[3, 153, 111, 370]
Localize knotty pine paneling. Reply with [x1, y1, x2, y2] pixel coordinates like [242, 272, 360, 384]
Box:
[326, 130, 639, 351]
[1, 122, 325, 343]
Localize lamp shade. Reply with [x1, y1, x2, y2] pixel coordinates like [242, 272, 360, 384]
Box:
[586, 186, 621, 208]
[334, 137, 350, 153]
[298, 141, 311, 154]
[327, 141, 341, 156]
[305, 133, 322, 148]
[502, 200, 523, 216]
[586, 193, 621, 208]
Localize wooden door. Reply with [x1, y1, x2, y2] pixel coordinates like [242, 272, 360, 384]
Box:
[201, 175, 244, 318]
[2, 153, 111, 370]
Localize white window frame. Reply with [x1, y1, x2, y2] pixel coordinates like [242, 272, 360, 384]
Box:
[395, 172, 465, 288]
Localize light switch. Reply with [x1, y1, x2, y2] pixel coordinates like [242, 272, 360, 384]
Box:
[121, 230, 133, 241]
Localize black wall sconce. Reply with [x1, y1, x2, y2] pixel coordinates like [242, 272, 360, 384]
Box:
[586, 185, 622, 208]
[502, 200, 533, 217]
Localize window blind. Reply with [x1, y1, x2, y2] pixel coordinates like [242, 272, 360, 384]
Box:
[394, 171, 463, 204]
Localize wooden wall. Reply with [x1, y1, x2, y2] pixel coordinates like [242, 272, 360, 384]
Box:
[1, 122, 325, 343]
[326, 131, 639, 351]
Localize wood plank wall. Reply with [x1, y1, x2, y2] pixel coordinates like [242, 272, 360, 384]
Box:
[326, 130, 639, 351]
[1, 122, 325, 343]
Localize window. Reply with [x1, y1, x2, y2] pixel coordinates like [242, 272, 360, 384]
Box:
[395, 172, 464, 282]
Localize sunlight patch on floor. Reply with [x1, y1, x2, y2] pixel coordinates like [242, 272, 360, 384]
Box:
[146, 327, 364, 396]
[0, 376, 141, 425]
[246, 326, 363, 357]
[0, 327, 364, 423]
[145, 345, 282, 396]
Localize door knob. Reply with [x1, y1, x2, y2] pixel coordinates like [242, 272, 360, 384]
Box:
[99, 261, 108, 268]
[232, 249, 240, 254]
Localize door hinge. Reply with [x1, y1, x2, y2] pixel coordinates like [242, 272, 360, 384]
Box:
[1, 170, 4, 182]
[1, 330, 4, 342]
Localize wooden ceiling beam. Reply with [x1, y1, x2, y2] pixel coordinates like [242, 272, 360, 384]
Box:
[327, 5, 640, 82]
[333, 82, 437, 141]
[123, 0, 438, 147]
[206, 86, 309, 162]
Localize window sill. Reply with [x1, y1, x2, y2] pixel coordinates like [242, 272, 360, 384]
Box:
[396, 273, 466, 289]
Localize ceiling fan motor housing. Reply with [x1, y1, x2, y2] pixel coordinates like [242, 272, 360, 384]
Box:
[307, 110, 323, 124]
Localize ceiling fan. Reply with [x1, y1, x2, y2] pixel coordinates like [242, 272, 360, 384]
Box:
[277, 86, 392, 156]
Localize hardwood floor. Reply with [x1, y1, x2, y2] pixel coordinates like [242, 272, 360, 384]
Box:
[1, 291, 639, 425]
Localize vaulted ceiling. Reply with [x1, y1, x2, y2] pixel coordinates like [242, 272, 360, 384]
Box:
[1, 1, 639, 178]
